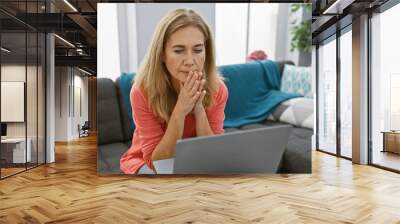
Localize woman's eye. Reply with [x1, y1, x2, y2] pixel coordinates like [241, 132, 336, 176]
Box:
[173, 49, 203, 54]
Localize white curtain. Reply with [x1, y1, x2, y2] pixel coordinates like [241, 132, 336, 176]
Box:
[215, 3, 280, 66]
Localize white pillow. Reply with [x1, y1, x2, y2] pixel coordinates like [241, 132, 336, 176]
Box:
[268, 97, 314, 129]
[280, 64, 312, 98]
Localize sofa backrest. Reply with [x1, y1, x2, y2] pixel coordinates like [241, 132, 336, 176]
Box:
[275, 60, 295, 79]
[97, 78, 125, 145]
[115, 76, 135, 142]
[97, 60, 295, 145]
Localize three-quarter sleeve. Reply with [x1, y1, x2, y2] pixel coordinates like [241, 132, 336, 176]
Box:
[120, 82, 228, 174]
[130, 87, 165, 171]
[207, 81, 229, 135]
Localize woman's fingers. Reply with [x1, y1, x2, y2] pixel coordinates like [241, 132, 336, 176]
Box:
[183, 70, 204, 98]
[191, 90, 201, 102]
[189, 71, 203, 96]
[199, 78, 206, 92]
[190, 80, 200, 96]
[193, 90, 206, 108]
[198, 90, 206, 102]
[183, 70, 193, 92]
[199, 71, 204, 80]
[185, 70, 192, 84]
[186, 71, 197, 91]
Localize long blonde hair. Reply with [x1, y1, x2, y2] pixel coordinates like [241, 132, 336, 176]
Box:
[134, 8, 223, 123]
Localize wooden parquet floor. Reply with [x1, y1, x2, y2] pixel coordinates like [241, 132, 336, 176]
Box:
[1, 134, 400, 223]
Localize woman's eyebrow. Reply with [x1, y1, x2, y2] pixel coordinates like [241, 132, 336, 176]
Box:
[172, 45, 185, 48]
[171, 43, 204, 48]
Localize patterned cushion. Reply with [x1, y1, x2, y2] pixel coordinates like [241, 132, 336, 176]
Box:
[280, 64, 312, 98]
[268, 97, 313, 129]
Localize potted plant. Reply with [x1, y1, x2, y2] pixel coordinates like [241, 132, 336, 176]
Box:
[290, 3, 312, 66]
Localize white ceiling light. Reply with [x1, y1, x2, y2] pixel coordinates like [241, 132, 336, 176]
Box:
[78, 67, 92, 76]
[54, 34, 75, 48]
[1, 47, 11, 53]
[63, 0, 78, 12]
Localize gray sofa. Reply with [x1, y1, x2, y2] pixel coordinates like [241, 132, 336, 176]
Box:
[97, 61, 312, 174]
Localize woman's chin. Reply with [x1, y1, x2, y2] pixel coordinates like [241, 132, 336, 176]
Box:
[178, 76, 186, 83]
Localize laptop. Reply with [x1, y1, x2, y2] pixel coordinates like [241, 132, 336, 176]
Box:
[171, 125, 292, 174]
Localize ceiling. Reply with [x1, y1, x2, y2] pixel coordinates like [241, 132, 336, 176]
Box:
[0, 0, 98, 74]
[312, 0, 390, 44]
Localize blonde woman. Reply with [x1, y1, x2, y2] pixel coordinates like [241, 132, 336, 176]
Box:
[120, 8, 228, 174]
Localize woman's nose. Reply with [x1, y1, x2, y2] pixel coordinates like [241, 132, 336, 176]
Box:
[184, 54, 195, 67]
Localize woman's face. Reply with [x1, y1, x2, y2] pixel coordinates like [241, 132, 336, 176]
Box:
[163, 26, 206, 84]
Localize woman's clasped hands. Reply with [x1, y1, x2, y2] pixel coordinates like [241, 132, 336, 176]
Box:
[176, 70, 206, 117]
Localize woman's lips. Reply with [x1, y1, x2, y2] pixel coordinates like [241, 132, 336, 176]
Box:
[181, 70, 199, 73]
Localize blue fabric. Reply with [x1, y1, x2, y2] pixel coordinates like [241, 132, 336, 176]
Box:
[219, 60, 301, 128]
[119, 72, 135, 130]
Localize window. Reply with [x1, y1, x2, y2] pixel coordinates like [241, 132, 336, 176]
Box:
[390, 74, 400, 130]
[371, 2, 400, 171]
[339, 28, 352, 158]
[97, 3, 121, 80]
[0, 1, 46, 179]
[248, 4, 279, 61]
[215, 3, 280, 66]
[318, 36, 337, 154]
[215, 3, 248, 66]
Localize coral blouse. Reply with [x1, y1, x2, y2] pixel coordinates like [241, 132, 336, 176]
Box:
[120, 81, 228, 174]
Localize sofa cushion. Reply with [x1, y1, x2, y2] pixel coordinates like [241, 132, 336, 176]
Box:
[268, 97, 314, 129]
[97, 78, 125, 145]
[280, 64, 312, 98]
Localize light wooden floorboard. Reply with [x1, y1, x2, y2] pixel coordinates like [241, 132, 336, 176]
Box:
[0, 134, 400, 223]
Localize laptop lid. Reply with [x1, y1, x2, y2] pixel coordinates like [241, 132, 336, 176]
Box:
[173, 125, 292, 174]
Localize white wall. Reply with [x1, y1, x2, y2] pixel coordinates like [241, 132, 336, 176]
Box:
[98, 3, 121, 80]
[117, 4, 138, 74]
[72, 73, 89, 138]
[135, 3, 215, 65]
[55, 67, 68, 141]
[1, 65, 40, 136]
[54, 67, 89, 141]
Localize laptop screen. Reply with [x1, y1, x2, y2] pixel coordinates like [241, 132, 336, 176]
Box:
[1, 123, 7, 137]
